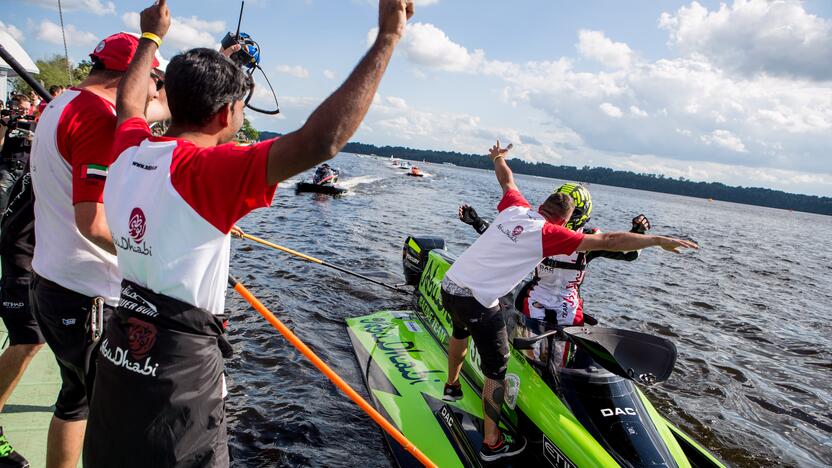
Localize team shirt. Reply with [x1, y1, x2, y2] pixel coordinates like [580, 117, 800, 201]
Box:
[30, 88, 121, 304]
[104, 117, 277, 315]
[445, 189, 585, 308]
[526, 251, 587, 324]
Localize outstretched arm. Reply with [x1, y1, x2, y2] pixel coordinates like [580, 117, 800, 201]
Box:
[266, 0, 414, 185]
[489, 140, 516, 194]
[585, 215, 651, 262]
[577, 232, 697, 254]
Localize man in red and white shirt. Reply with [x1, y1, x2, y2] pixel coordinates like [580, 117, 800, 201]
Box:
[28, 32, 163, 468]
[84, 1, 414, 466]
[441, 141, 698, 462]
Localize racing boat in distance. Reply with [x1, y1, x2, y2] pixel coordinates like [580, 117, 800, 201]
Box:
[406, 166, 424, 177]
[296, 164, 347, 195]
[346, 236, 726, 468]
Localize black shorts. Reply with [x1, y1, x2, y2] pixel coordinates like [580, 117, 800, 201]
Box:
[441, 289, 509, 380]
[0, 279, 44, 346]
[30, 273, 113, 421]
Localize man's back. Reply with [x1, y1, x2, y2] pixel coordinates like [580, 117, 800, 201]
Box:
[30, 88, 120, 303]
[446, 189, 584, 308]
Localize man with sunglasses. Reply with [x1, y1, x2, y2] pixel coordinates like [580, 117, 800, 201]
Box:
[28, 32, 166, 468]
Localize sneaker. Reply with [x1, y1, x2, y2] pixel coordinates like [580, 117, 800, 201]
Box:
[0, 427, 29, 468]
[442, 382, 463, 402]
[479, 432, 527, 462]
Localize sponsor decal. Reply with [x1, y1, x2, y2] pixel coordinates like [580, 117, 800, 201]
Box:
[131, 161, 157, 171]
[359, 316, 443, 385]
[100, 339, 159, 377]
[404, 321, 422, 333]
[2, 301, 25, 309]
[439, 405, 456, 429]
[542, 435, 577, 468]
[81, 164, 108, 180]
[505, 373, 521, 409]
[126, 317, 157, 360]
[61, 318, 76, 326]
[496, 223, 523, 243]
[601, 407, 637, 417]
[119, 285, 159, 317]
[128, 207, 147, 242]
[115, 208, 153, 256]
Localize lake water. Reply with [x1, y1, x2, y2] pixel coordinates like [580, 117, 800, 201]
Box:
[225, 153, 832, 467]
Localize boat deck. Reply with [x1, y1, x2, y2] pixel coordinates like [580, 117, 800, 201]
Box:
[0, 321, 72, 468]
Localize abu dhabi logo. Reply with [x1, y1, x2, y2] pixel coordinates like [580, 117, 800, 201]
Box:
[497, 223, 524, 243]
[128, 207, 147, 242]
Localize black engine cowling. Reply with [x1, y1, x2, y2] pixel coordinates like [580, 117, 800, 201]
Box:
[402, 236, 446, 286]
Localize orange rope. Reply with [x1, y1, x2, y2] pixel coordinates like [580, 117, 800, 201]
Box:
[230, 278, 437, 468]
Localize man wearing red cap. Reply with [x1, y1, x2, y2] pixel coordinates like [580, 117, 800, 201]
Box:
[28, 32, 164, 468]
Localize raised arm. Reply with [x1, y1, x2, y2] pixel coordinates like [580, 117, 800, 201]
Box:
[266, 0, 414, 185]
[488, 140, 517, 194]
[116, 0, 170, 128]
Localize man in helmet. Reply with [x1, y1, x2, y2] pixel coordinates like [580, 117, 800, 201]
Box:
[458, 183, 651, 333]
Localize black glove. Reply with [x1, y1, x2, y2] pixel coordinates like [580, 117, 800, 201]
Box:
[631, 214, 651, 234]
[543, 309, 560, 331]
[459, 204, 489, 234]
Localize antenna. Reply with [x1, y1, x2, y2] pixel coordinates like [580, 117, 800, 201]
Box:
[234, 1, 245, 38]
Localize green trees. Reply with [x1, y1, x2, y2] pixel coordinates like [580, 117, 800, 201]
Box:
[11, 56, 92, 95]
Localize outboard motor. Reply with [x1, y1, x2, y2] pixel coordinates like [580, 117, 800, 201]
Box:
[402, 236, 446, 286]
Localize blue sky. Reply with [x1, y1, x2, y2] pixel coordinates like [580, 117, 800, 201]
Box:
[2, 0, 831, 196]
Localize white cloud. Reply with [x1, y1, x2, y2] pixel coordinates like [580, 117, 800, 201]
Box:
[0, 21, 23, 41]
[28, 0, 115, 15]
[600, 102, 623, 118]
[659, 0, 832, 80]
[577, 30, 634, 69]
[36, 19, 97, 47]
[122, 13, 225, 50]
[700, 129, 747, 152]
[369, 23, 485, 72]
[323, 69, 336, 80]
[275, 65, 310, 79]
[380, 20, 832, 186]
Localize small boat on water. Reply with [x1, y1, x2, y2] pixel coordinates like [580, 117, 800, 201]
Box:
[296, 165, 347, 195]
[406, 166, 424, 177]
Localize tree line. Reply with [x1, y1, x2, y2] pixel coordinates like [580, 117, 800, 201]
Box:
[259, 131, 831, 216]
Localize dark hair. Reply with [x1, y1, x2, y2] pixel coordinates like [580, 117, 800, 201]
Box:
[540, 192, 574, 222]
[165, 48, 252, 126]
[49, 85, 61, 95]
[89, 58, 124, 80]
[10, 94, 29, 105]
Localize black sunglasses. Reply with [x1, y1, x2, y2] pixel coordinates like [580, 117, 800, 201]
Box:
[150, 73, 164, 92]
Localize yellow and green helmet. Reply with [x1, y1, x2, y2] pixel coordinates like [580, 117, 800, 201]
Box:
[554, 183, 592, 230]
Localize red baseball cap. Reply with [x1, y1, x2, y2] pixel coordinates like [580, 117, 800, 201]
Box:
[89, 32, 160, 72]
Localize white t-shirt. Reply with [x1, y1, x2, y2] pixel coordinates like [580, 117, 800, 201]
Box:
[30, 88, 121, 304]
[104, 117, 277, 315]
[445, 189, 585, 308]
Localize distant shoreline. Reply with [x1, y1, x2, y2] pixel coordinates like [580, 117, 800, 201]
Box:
[259, 132, 832, 216]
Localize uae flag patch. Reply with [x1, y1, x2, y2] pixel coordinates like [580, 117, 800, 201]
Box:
[82, 164, 108, 180]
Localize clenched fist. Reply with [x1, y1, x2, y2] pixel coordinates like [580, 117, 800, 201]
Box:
[379, 0, 414, 40]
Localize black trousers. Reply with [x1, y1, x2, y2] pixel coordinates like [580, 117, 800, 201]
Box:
[441, 289, 510, 380]
[84, 281, 230, 468]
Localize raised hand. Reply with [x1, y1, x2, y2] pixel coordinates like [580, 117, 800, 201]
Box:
[488, 140, 513, 161]
[459, 204, 480, 225]
[379, 0, 415, 40]
[659, 237, 698, 254]
[140, 0, 171, 38]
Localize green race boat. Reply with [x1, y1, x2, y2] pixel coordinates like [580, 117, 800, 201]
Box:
[346, 236, 726, 467]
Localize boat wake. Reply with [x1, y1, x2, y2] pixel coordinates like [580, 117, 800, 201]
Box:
[337, 176, 383, 189]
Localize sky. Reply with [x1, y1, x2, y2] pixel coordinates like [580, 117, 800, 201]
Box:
[2, 0, 831, 196]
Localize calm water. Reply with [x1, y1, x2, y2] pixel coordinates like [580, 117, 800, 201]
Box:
[226, 153, 832, 467]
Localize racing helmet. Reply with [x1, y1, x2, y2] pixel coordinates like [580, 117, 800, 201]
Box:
[554, 183, 592, 230]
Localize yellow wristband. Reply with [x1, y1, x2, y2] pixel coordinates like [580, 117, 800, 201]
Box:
[140, 32, 162, 48]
